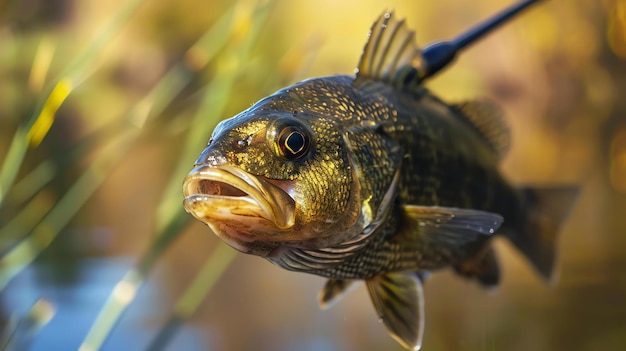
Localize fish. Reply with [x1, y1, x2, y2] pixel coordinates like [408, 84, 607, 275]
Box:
[182, 11, 578, 350]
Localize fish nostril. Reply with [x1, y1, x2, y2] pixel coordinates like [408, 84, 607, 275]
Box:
[195, 179, 247, 197]
[194, 147, 227, 167]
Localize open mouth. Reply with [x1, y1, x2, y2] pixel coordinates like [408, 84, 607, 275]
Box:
[183, 165, 296, 231]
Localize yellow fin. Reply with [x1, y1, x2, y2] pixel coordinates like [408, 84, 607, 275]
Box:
[453, 100, 511, 160]
[366, 272, 425, 350]
[355, 11, 423, 90]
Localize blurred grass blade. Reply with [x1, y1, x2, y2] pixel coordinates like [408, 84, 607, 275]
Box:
[1, 1, 246, 345]
[0, 191, 55, 254]
[128, 66, 192, 129]
[174, 244, 237, 318]
[78, 2, 276, 350]
[77, 270, 143, 351]
[0, 130, 137, 291]
[5, 161, 56, 206]
[131, 3, 237, 128]
[28, 38, 56, 93]
[77, 215, 185, 351]
[26, 79, 73, 147]
[75, 220, 172, 351]
[0, 129, 30, 207]
[5, 122, 116, 209]
[0, 0, 144, 207]
[145, 244, 236, 351]
[183, 3, 237, 70]
[0, 298, 55, 351]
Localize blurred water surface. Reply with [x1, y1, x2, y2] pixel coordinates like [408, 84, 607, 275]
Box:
[1, 0, 625, 350]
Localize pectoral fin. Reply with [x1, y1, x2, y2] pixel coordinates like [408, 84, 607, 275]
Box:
[403, 205, 503, 248]
[366, 272, 425, 350]
[318, 279, 356, 310]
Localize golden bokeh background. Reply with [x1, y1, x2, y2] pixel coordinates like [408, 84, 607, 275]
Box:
[1, 0, 625, 350]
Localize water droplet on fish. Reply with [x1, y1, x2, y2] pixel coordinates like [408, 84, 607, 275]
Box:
[489, 228, 495, 234]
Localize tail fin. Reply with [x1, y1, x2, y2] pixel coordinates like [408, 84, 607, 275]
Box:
[510, 186, 579, 282]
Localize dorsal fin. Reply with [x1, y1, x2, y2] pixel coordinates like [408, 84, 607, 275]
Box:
[453, 100, 511, 160]
[355, 11, 423, 90]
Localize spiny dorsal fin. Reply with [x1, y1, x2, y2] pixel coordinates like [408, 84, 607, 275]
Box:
[355, 11, 423, 90]
[453, 100, 510, 160]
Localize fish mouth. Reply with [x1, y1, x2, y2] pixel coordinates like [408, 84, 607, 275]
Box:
[182, 165, 296, 248]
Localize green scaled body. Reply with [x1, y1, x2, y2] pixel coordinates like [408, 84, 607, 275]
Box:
[182, 11, 577, 351]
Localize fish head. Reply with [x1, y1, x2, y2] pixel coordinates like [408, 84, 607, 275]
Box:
[183, 88, 370, 257]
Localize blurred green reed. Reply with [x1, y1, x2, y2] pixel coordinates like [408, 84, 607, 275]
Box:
[0, 298, 55, 350]
[0, 0, 144, 207]
[80, 1, 280, 349]
[0, 0, 295, 349]
[1, 0, 149, 291]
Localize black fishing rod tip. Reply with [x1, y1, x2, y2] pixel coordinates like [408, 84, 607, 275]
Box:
[419, 0, 543, 82]
[420, 41, 458, 80]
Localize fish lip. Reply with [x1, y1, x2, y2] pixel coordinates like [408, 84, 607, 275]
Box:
[182, 165, 296, 231]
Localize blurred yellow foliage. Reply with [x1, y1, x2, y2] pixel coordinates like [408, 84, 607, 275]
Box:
[27, 79, 72, 148]
[610, 127, 626, 192]
[608, 0, 626, 58]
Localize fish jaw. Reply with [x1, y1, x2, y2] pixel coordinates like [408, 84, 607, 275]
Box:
[182, 165, 296, 253]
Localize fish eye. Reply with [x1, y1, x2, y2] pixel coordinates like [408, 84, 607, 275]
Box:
[278, 127, 308, 159]
[269, 118, 312, 160]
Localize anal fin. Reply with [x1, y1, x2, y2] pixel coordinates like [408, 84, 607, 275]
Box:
[453, 246, 500, 288]
[366, 272, 425, 350]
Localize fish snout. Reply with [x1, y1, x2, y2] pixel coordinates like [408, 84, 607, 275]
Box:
[193, 146, 227, 167]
